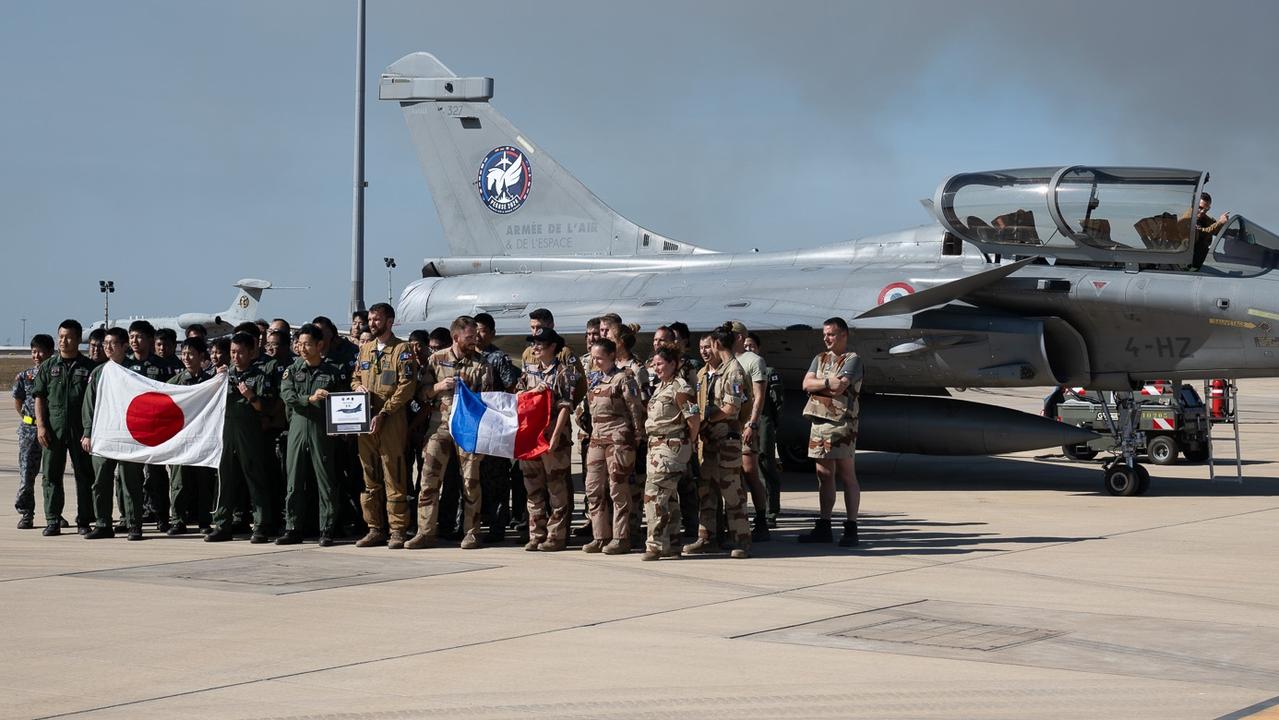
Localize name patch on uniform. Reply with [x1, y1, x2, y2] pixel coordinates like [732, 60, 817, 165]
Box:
[399, 351, 412, 361]
[359, 361, 371, 370]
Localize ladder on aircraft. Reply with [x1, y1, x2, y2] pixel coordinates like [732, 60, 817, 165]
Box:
[1204, 379, 1243, 483]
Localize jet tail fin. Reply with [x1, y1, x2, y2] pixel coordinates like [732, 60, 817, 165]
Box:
[379, 53, 712, 258]
[222, 279, 270, 323]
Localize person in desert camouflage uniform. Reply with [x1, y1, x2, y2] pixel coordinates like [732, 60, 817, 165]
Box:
[683, 324, 752, 559]
[641, 346, 700, 561]
[582, 338, 645, 555]
[515, 328, 578, 552]
[405, 316, 493, 550]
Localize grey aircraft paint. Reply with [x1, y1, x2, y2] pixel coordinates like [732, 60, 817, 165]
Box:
[378, 52, 1279, 472]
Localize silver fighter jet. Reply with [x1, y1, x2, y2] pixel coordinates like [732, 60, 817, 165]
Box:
[380, 53, 1279, 495]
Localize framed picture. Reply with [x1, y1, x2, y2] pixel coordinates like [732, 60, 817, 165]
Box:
[325, 391, 371, 435]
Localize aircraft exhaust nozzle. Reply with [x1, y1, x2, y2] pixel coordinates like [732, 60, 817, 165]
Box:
[858, 395, 1097, 455]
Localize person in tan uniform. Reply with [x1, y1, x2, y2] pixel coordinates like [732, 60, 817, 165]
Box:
[582, 338, 646, 554]
[405, 316, 494, 550]
[642, 346, 700, 560]
[350, 303, 418, 549]
[600, 315, 650, 545]
[515, 327, 578, 551]
[683, 324, 752, 559]
[799, 316, 864, 547]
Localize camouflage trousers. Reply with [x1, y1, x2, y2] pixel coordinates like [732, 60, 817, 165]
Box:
[644, 438, 690, 554]
[417, 430, 482, 538]
[15, 427, 40, 516]
[584, 436, 636, 542]
[519, 438, 571, 543]
[697, 424, 751, 550]
[357, 412, 410, 533]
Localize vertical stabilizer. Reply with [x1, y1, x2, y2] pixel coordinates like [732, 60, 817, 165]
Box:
[379, 53, 710, 258]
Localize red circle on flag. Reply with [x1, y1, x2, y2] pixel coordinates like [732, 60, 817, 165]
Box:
[126, 392, 185, 447]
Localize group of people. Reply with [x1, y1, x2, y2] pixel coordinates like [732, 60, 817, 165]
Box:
[12, 305, 864, 560]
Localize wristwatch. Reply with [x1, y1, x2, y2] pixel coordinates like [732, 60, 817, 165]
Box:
[747, 421, 759, 430]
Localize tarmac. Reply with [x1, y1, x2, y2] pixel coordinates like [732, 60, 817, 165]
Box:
[2, 381, 1278, 720]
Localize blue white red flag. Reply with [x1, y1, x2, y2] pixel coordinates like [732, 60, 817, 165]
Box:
[449, 382, 552, 460]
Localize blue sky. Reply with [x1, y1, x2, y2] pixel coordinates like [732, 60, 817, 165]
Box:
[3, 0, 1277, 343]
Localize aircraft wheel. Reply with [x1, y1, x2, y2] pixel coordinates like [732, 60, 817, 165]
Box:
[1135, 464, 1151, 495]
[1147, 435, 1179, 466]
[1103, 464, 1142, 496]
[1062, 444, 1097, 462]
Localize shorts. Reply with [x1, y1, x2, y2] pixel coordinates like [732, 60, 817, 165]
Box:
[808, 419, 856, 460]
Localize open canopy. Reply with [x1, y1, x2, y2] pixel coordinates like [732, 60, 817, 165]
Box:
[932, 166, 1207, 265]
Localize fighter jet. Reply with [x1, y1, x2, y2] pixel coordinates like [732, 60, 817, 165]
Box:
[92, 278, 281, 337]
[379, 52, 1279, 495]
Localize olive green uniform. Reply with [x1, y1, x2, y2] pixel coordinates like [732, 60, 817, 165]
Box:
[351, 337, 418, 534]
[167, 369, 216, 527]
[280, 357, 349, 534]
[211, 365, 276, 532]
[31, 353, 96, 527]
[82, 362, 146, 529]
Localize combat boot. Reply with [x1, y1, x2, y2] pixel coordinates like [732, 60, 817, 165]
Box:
[249, 530, 271, 544]
[404, 532, 436, 550]
[317, 534, 335, 548]
[84, 526, 114, 540]
[274, 530, 303, 545]
[523, 539, 542, 551]
[204, 526, 234, 542]
[751, 513, 771, 542]
[539, 539, 566, 552]
[838, 520, 859, 547]
[582, 539, 604, 553]
[798, 518, 833, 543]
[387, 531, 406, 550]
[602, 539, 630, 555]
[42, 523, 61, 537]
[17, 515, 33, 530]
[127, 526, 144, 541]
[460, 532, 482, 550]
[355, 528, 388, 547]
[682, 537, 712, 555]
[641, 548, 661, 561]
[730, 548, 750, 559]
[113, 520, 127, 534]
[661, 547, 682, 559]
[166, 521, 187, 536]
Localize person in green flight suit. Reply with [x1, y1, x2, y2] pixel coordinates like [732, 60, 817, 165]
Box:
[165, 336, 217, 535]
[81, 327, 148, 540]
[276, 323, 350, 547]
[31, 319, 97, 535]
[205, 332, 277, 543]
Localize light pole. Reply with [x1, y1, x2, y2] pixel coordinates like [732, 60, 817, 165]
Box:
[383, 257, 396, 304]
[99, 280, 114, 328]
[21, 318, 26, 341]
[350, 0, 367, 315]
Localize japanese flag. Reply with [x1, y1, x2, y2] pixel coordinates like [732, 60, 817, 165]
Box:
[91, 361, 228, 468]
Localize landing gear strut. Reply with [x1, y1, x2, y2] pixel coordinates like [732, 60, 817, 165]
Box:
[1098, 390, 1151, 496]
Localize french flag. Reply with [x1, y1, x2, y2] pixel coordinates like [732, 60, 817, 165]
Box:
[449, 382, 553, 460]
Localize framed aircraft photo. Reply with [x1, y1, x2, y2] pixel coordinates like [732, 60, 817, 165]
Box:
[325, 391, 371, 435]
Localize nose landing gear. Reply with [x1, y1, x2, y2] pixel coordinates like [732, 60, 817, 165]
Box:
[1099, 391, 1151, 496]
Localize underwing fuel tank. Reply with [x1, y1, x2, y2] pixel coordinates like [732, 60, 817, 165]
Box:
[857, 395, 1098, 455]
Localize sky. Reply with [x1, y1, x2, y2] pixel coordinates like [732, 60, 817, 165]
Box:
[3, 0, 1278, 344]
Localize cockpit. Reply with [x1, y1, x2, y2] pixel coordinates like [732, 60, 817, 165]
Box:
[931, 165, 1276, 274]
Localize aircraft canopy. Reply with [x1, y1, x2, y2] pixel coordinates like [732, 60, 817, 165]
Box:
[933, 166, 1206, 265]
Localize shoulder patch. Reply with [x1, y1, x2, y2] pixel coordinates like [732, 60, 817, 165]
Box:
[399, 351, 412, 361]
[359, 360, 371, 370]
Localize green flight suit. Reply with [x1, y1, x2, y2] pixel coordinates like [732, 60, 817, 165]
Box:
[211, 364, 276, 532]
[279, 357, 349, 533]
[31, 353, 96, 526]
[167, 369, 216, 527]
[82, 362, 146, 529]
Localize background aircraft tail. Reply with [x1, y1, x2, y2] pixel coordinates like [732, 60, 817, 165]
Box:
[218, 279, 269, 324]
[380, 53, 711, 258]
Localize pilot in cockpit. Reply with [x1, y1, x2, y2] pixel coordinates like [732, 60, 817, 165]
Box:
[1187, 191, 1229, 269]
